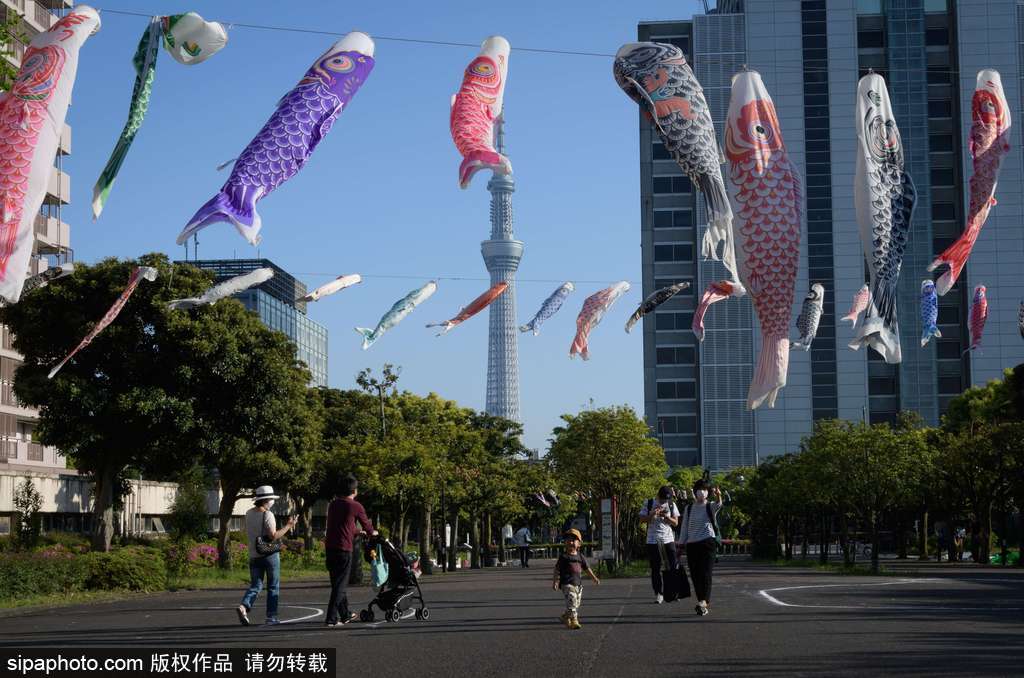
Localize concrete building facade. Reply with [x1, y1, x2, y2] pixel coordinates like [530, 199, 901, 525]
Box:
[639, 0, 1024, 471]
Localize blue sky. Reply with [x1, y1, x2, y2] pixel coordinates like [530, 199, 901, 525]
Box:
[64, 1, 704, 451]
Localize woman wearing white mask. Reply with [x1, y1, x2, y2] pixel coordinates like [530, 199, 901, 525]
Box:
[677, 479, 722, 616]
[237, 485, 297, 626]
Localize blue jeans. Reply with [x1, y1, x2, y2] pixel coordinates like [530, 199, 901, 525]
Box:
[241, 553, 280, 618]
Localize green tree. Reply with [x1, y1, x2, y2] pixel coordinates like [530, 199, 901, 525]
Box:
[1, 255, 211, 551]
[163, 299, 320, 568]
[548, 405, 667, 563]
[0, 9, 26, 91]
[13, 476, 42, 549]
[169, 467, 212, 541]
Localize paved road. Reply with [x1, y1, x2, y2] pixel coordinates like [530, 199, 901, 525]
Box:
[1, 559, 1022, 677]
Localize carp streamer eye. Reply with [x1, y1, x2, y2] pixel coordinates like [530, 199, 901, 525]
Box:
[325, 54, 355, 73]
[469, 60, 494, 77]
[750, 121, 774, 143]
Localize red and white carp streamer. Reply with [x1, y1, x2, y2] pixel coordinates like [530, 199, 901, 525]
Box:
[929, 70, 1011, 296]
[842, 284, 871, 329]
[723, 71, 803, 410]
[0, 7, 100, 303]
[450, 36, 511, 189]
[48, 266, 158, 379]
[426, 281, 508, 335]
[966, 285, 989, 353]
[570, 281, 630, 361]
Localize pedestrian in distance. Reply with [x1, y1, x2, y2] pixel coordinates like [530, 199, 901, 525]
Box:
[552, 528, 599, 629]
[514, 525, 532, 568]
[237, 485, 297, 626]
[324, 474, 377, 627]
[677, 479, 723, 617]
[640, 485, 681, 603]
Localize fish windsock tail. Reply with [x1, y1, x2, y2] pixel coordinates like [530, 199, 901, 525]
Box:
[840, 311, 859, 328]
[921, 325, 942, 348]
[748, 334, 789, 410]
[518, 322, 539, 335]
[849, 281, 902, 364]
[459, 150, 512, 189]
[692, 281, 734, 342]
[354, 327, 376, 350]
[790, 337, 811, 351]
[167, 298, 201, 311]
[928, 229, 980, 296]
[426, 321, 455, 336]
[695, 173, 734, 267]
[177, 185, 264, 246]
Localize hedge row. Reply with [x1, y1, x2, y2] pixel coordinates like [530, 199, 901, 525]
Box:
[0, 546, 167, 600]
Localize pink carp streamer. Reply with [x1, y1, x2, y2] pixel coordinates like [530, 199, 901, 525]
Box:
[426, 281, 508, 335]
[450, 36, 511, 189]
[0, 7, 99, 303]
[724, 71, 802, 410]
[966, 285, 989, 353]
[48, 266, 158, 379]
[842, 284, 871, 328]
[929, 71, 1011, 296]
[570, 281, 630, 361]
[691, 280, 738, 343]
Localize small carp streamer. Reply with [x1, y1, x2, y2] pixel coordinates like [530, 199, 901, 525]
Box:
[691, 280, 738, 343]
[450, 36, 511, 189]
[21, 263, 74, 297]
[427, 281, 508, 335]
[842, 284, 871, 329]
[966, 285, 988, 353]
[298, 274, 362, 303]
[614, 43, 742, 289]
[48, 266, 158, 379]
[725, 71, 802, 409]
[928, 70, 1011, 296]
[919, 280, 941, 347]
[355, 281, 436, 350]
[791, 284, 824, 351]
[179, 32, 375, 246]
[0, 7, 100, 304]
[570, 281, 630, 360]
[520, 282, 574, 335]
[168, 267, 273, 310]
[1018, 300, 1024, 340]
[850, 73, 916, 364]
[92, 12, 227, 219]
[624, 282, 689, 333]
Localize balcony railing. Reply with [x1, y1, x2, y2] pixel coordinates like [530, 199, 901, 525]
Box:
[34, 2, 52, 28]
[27, 442, 43, 461]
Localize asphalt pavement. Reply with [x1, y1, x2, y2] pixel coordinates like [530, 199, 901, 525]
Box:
[1, 558, 1022, 677]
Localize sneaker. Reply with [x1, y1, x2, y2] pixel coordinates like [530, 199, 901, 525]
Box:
[236, 605, 250, 626]
[569, 618, 582, 630]
[265, 617, 281, 626]
[341, 613, 358, 625]
[655, 594, 664, 604]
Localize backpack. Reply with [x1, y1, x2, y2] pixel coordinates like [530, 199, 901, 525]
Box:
[370, 546, 389, 588]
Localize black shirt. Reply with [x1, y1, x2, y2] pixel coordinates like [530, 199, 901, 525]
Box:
[556, 552, 589, 587]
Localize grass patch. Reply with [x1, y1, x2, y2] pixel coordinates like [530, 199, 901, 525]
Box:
[599, 560, 650, 579]
[763, 558, 902, 576]
[0, 589, 140, 612]
[167, 566, 330, 591]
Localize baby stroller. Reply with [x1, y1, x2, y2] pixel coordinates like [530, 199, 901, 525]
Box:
[359, 536, 429, 623]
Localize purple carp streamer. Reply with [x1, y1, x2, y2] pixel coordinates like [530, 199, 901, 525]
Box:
[919, 280, 941, 347]
[725, 71, 802, 409]
[520, 282, 574, 336]
[569, 281, 629, 361]
[178, 32, 375, 246]
[614, 42, 741, 288]
[48, 266, 157, 379]
[624, 282, 689, 333]
[928, 70, 1011, 296]
[849, 73, 916, 364]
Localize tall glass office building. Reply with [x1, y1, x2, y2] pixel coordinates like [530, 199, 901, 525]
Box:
[186, 259, 329, 387]
[638, 0, 1024, 471]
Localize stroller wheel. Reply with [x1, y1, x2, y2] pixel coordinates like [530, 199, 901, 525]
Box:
[387, 609, 402, 623]
[415, 607, 430, 621]
[359, 609, 374, 623]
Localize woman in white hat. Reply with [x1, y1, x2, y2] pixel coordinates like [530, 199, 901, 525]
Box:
[237, 485, 296, 626]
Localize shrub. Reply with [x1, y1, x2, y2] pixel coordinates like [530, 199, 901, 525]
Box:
[85, 547, 166, 592]
[13, 477, 42, 550]
[169, 472, 211, 541]
[0, 552, 91, 599]
[40, 532, 89, 553]
[163, 539, 197, 577]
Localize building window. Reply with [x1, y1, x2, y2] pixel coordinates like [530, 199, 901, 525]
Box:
[857, 0, 883, 14]
[653, 210, 692, 229]
[656, 381, 697, 399]
[657, 415, 698, 434]
[653, 244, 693, 262]
[652, 143, 671, 160]
[927, 100, 951, 117]
[929, 134, 953, 152]
[924, 0, 947, 11]
[925, 28, 949, 46]
[930, 167, 954, 185]
[858, 30, 884, 48]
[935, 340, 961, 360]
[937, 375, 962, 394]
[656, 346, 696, 365]
[655, 312, 694, 331]
[653, 176, 692, 195]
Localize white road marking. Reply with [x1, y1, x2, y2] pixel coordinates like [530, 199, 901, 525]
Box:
[173, 605, 324, 624]
[757, 578, 1024, 610]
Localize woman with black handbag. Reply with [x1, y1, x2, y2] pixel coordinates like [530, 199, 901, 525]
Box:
[237, 486, 297, 626]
